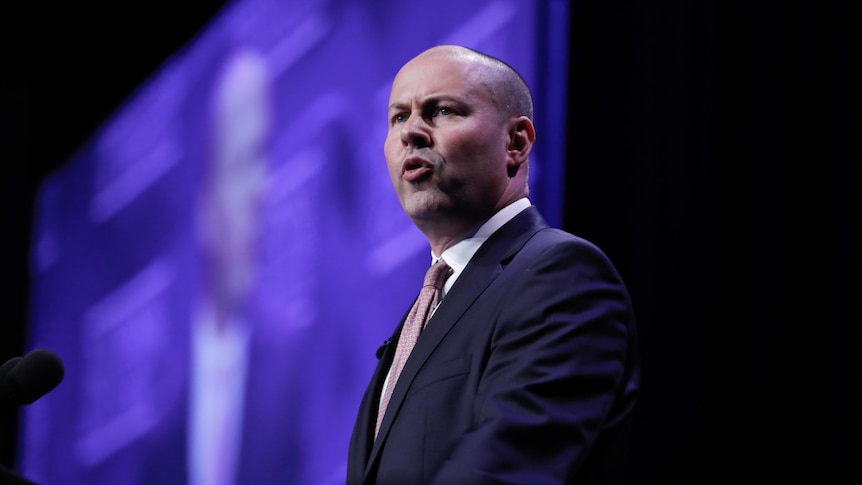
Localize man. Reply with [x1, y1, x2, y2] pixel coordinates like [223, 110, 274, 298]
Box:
[348, 45, 639, 484]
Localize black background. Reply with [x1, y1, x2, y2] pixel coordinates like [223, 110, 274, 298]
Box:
[2, 1, 860, 483]
[565, 2, 861, 483]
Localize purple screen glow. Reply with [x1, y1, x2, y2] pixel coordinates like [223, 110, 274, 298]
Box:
[20, 1, 569, 483]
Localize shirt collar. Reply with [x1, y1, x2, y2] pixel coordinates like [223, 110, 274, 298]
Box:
[434, 197, 531, 274]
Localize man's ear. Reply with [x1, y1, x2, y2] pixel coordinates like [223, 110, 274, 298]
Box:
[506, 116, 536, 176]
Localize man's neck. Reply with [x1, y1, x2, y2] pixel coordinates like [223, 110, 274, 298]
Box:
[423, 197, 531, 258]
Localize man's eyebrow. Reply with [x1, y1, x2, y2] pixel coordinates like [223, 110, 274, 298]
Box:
[388, 102, 409, 112]
[388, 96, 461, 112]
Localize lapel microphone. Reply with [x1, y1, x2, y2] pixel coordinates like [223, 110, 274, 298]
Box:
[376, 339, 393, 360]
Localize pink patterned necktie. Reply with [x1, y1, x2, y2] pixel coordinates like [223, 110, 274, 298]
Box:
[375, 259, 452, 438]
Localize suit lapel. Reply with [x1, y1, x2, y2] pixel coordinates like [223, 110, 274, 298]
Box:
[350, 310, 407, 481]
[365, 207, 549, 478]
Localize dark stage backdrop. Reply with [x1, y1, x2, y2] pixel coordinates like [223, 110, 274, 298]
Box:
[565, 1, 861, 484]
[8, 1, 569, 484]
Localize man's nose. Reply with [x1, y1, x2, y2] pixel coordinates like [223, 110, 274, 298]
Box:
[400, 113, 432, 148]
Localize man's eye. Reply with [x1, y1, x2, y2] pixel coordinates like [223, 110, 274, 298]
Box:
[393, 113, 408, 123]
[434, 107, 454, 116]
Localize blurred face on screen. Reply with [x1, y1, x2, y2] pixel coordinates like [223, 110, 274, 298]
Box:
[201, 50, 270, 310]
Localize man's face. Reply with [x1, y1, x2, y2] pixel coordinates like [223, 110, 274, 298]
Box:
[384, 51, 514, 234]
[202, 51, 270, 307]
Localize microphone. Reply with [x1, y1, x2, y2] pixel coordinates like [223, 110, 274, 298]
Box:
[376, 339, 393, 359]
[0, 349, 64, 409]
[0, 357, 23, 384]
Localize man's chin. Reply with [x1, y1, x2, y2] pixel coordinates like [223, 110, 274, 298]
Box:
[401, 193, 449, 221]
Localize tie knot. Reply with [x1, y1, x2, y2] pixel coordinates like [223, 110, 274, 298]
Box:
[423, 260, 451, 290]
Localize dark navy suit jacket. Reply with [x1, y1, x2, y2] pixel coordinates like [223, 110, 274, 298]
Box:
[347, 207, 640, 484]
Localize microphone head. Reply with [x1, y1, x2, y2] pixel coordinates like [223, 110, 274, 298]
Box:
[0, 356, 23, 382]
[6, 349, 65, 405]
